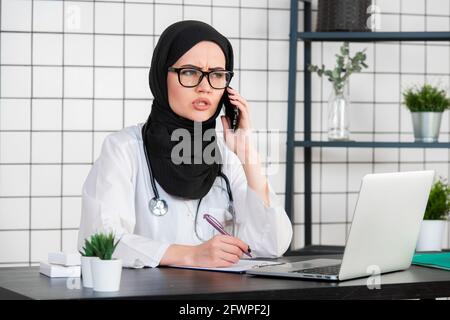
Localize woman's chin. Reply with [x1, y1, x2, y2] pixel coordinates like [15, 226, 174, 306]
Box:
[189, 110, 216, 122]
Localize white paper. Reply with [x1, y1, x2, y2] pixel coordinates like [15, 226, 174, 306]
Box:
[168, 260, 283, 273]
[39, 261, 81, 278]
[48, 252, 81, 266]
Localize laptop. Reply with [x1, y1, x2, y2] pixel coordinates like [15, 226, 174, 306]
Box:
[247, 170, 435, 281]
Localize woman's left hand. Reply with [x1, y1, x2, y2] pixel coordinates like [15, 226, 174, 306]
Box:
[220, 87, 254, 163]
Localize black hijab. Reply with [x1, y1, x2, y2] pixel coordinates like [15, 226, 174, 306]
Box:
[143, 20, 234, 199]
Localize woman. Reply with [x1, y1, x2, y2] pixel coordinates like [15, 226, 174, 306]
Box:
[78, 20, 292, 268]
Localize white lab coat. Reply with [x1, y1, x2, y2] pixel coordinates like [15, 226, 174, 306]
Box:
[77, 122, 293, 268]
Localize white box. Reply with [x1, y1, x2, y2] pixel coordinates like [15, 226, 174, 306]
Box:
[48, 252, 81, 266]
[39, 261, 81, 278]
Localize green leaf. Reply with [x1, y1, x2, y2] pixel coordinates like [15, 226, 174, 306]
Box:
[424, 178, 450, 220]
[80, 231, 121, 260]
[403, 84, 450, 112]
[308, 42, 368, 88]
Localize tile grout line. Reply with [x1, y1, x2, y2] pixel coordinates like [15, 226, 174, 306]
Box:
[60, 0, 65, 252]
[424, 0, 427, 172]
[29, 0, 35, 267]
[123, 1, 126, 129]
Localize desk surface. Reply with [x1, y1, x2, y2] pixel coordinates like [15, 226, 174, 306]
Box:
[1, 254, 450, 300]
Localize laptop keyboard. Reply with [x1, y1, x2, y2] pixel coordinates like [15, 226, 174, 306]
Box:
[292, 264, 341, 275]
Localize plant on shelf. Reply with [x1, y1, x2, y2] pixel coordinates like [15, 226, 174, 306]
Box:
[416, 178, 450, 252]
[402, 84, 450, 143]
[80, 232, 122, 292]
[308, 42, 368, 94]
[308, 42, 368, 141]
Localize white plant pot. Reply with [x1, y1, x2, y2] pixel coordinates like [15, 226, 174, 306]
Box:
[91, 259, 122, 292]
[416, 220, 445, 252]
[81, 256, 98, 288]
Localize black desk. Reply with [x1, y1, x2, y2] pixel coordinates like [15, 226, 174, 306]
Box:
[1, 254, 450, 300]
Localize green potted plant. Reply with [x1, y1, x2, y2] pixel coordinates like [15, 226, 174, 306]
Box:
[80, 232, 122, 292]
[308, 41, 368, 141]
[416, 178, 450, 252]
[403, 84, 450, 143]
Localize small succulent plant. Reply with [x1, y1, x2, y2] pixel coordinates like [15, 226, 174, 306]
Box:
[424, 178, 450, 220]
[79, 232, 120, 260]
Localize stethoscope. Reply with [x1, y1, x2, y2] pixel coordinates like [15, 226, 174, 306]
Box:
[141, 122, 236, 239]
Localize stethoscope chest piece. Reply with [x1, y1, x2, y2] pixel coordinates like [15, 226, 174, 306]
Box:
[149, 197, 168, 216]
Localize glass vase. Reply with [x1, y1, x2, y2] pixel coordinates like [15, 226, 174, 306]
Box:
[327, 81, 350, 141]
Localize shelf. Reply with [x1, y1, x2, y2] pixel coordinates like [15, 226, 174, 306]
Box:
[284, 1, 450, 250]
[294, 141, 450, 148]
[298, 31, 450, 42]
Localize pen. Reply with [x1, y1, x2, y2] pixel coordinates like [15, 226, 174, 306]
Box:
[203, 214, 252, 258]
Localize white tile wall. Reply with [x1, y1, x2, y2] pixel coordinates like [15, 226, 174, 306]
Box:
[33, 0, 63, 33]
[64, 34, 93, 66]
[62, 230, 79, 253]
[125, 3, 154, 35]
[0, 198, 30, 230]
[63, 100, 93, 130]
[33, 34, 63, 66]
[63, 132, 93, 163]
[1, 0, 32, 32]
[0, 165, 30, 197]
[184, 5, 212, 23]
[95, 35, 123, 66]
[31, 197, 61, 229]
[95, 2, 124, 34]
[125, 36, 153, 67]
[62, 165, 91, 196]
[95, 68, 124, 99]
[125, 68, 152, 99]
[31, 230, 60, 263]
[94, 100, 123, 131]
[241, 8, 267, 38]
[62, 198, 82, 229]
[0, 0, 449, 264]
[1, 33, 31, 64]
[0, 132, 30, 163]
[31, 165, 61, 196]
[1, 66, 31, 97]
[32, 100, 62, 131]
[32, 133, 62, 163]
[33, 67, 63, 98]
[0, 231, 29, 263]
[64, 67, 94, 98]
[64, 1, 94, 34]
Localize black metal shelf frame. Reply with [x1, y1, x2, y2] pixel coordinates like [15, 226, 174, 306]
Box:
[285, 0, 450, 250]
[298, 31, 450, 42]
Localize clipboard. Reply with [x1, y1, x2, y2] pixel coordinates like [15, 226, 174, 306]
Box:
[168, 259, 284, 274]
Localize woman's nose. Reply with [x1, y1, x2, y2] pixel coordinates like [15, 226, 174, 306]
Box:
[196, 75, 213, 92]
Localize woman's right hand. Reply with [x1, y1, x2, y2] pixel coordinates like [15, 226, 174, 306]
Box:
[190, 235, 250, 268]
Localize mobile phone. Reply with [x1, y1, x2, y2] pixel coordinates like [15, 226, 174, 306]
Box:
[223, 89, 239, 132]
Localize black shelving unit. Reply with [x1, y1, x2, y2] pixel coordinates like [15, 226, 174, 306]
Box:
[285, 0, 450, 252]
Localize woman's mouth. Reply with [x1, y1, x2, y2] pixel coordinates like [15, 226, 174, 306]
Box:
[192, 98, 211, 111]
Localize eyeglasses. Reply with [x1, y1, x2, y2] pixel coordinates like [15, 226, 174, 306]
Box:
[168, 67, 234, 89]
